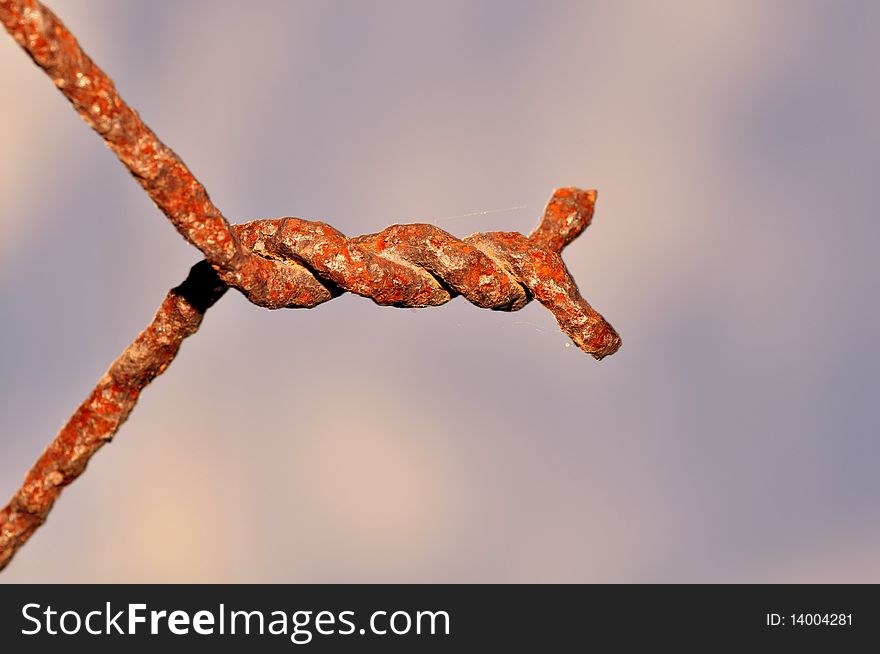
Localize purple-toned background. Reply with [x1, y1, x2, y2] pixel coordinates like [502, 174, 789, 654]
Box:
[2, 0, 878, 582]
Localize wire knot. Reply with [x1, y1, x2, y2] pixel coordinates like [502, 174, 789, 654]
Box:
[233, 188, 621, 360]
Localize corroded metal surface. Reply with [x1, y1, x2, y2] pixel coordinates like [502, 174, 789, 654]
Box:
[236, 187, 620, 358]
[0, 0, 622, 572]
[0, 0, 305, 308]
[0, 262, 226, 570]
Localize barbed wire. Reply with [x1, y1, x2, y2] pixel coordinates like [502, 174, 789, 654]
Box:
[0, 0, 621, 571]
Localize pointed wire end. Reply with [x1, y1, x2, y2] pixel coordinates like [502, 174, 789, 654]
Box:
[530, 187, 598, 253]
[585, 323, 622, 360]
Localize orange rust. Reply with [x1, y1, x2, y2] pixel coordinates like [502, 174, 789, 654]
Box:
[229, 187, 619, 356]
[0, 262, 226, 570]
[0, 0, 310, 310]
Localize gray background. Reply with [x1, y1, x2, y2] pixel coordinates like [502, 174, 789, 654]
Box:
[1, 0, 878, 581]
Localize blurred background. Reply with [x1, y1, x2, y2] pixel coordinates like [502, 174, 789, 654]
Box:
[1, 0, 878, 582]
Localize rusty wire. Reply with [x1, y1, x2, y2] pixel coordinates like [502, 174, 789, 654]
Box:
[0, 0, 621, 572]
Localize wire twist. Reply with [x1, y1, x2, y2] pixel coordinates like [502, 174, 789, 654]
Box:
[234, 188, 621, 359]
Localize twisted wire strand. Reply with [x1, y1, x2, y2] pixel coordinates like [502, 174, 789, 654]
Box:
[235, 187, 621, 359]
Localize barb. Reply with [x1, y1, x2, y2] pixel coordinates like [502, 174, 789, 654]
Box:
[236, 187, 621, 358]
[1, 0, 622, 572]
